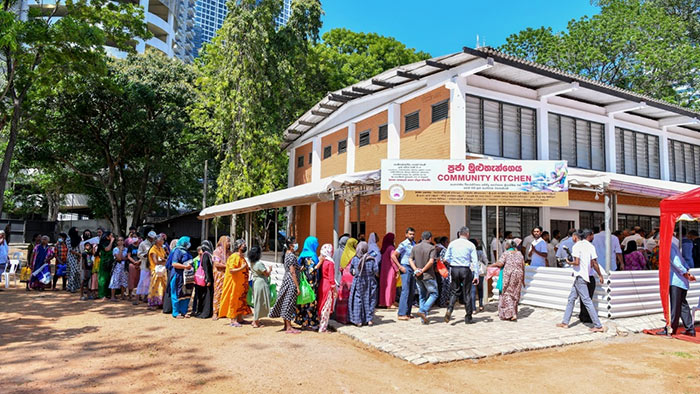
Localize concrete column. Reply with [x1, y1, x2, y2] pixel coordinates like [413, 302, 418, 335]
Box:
[444, 206, 466, 241]
[605, 114, 617, 173]
[346, 123, 356, 173]
[537, 98, 549, 160]
[659, 127, 670, 181]
[309, 203, 317, 237]
[287, 148, 295, 188]
[343, 202, 351, 234]
[447, 77, 467, 159]
[385, 205, 396, 235]
[540, 207, 551, 232]
[387, 103, 401, 159]
[311, 136, 321, 182]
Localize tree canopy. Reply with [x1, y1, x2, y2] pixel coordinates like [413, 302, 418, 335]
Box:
[499, 0, 700, 109]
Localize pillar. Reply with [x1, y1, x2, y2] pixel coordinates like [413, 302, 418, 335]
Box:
[659, 126, 670, 181]
[385, 205, 396, 235]
[537, 97, 549, 160]
[311, 136, 321, 182]
[447, 77, 467, 159]
[387, 102, 401, 159]
[444, 206, 466, 241]
[343, 202, 351, 234]
[309, 202, 317, 237]
[346, 123, 356, 173]
[605, 114, 617, 173]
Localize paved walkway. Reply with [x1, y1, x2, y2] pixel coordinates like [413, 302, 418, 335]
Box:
[328, 303, 666, 365]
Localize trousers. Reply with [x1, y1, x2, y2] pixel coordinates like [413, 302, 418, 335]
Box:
[578, 276, 596, 323]
[562, 276, 602, 328]
[448, 267, 474, 319]
[669, 285, 694, 334]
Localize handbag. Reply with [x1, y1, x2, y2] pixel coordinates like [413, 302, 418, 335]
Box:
[436, 259, 449, 278]
[296, 272, 316, 305]
[56, 264, 67, 277]
[496, 268, 504, 292]
[194, 264, 206, 286]
[20, 266, 32, 282]
[183, 267, 195, 286]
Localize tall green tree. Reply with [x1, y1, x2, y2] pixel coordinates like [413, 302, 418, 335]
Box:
[500, 0, 700, 108]
[194, 0, 323, 203]
[313, 28, 431, 91]
[23, 50, 207, 234]
[0, 0, 149, 217]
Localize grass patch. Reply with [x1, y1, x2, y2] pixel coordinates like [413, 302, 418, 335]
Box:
[662, 351, 696, 359]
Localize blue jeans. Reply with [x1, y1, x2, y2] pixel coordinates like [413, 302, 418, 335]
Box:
[562, 276, 602, 328]
[470, 275, 484, 311]
[416, 278, 438, 314]
[398, 264, 415, 317]
[170, 275, 190, 318]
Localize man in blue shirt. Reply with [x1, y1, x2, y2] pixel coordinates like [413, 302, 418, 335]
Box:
[444, 226, 479, 324]
[658, 243, 696, 336]
[680, 228, 695, 269]
[392, 227, 416, 320]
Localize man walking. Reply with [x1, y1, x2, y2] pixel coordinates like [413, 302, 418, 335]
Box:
[657, 243, 696, 336]
[392, 227, 416, 321]
[557, 230, 606, 332]
[444, 226, 479, 324]
[410, 231, 438, 324]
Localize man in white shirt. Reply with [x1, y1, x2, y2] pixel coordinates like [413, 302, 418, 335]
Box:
[528, 227, 548, 267]
[592, 225, 623, 272]
[621, 226, 643, 249]
[490, 229, 504, 263]
[522, 230, 535, 263]
[557, 229, 605, 332]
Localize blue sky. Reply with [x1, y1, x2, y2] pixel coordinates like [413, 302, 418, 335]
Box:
[320, 0, 600, 57]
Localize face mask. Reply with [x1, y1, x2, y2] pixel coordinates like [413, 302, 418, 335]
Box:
[293, 243, 299, 251]
[58, 238, 63, 243]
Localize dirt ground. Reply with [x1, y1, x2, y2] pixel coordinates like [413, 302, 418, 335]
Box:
[1, 288, 699, 394]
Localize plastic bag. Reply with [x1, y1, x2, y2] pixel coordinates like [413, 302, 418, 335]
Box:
[496, 267, 504, 292]
[296, 272, 316, 305]
[20, 266, 32, 282]
[269, 283, 277, 307]
[436, 260, 449, 278]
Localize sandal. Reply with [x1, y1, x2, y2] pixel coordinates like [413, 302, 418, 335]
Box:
[230, 322, 242, 327]
[285, 329, 301, 334]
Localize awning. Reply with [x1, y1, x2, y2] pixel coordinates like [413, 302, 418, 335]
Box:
[198, 170, 380, 219]
[568, 168, 697, 198]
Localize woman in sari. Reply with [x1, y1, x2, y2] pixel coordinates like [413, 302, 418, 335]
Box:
[66, 227, 82, 293]
[193, 240, 215, 318]
[29, 236, 53, 290]
[249, 246, 271, 328]
[294, 236, 320, 330]
[493, 238, 525, 321]
[270, 238, 301, 334]
[317, 244, 337, 333]
[109, 237, 128, 301]
[212, 236, 231, 321]
[162, 238, 178, 315]
[147, 236, 168, 310]
[378, 233, 397, 308]
[168, 237, 193, 319]
[219, 239, 251, 326]
[348, 241, 379, 326]
[97, 232, 115, 299]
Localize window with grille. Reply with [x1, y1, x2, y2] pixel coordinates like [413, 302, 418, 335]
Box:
[465, 95, 537, 159]
[668, 139, 700, 184]
[404, 111, 420, 132]
[469, 206, 540, 241]
[297, 155, 304, 168]
[580, 210, 660, 232]
[359, 130, 371, 147]
[431, 100, 449, 123]
[378, 124, 388, 141]
[338, 139, 347, 154]
[614, 127, 660, 179]
[549, 113, 605, 171]
[323, 146, 332, 159]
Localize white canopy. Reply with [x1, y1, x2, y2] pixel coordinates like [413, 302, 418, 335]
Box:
[198, 170, 380, 219]
[567, 168, 697, 198]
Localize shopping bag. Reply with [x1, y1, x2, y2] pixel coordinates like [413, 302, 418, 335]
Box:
[247, 281, 254, 307]
[436, 259, 449, 278]
[20, 266, 32, 282]
[496, 268, 504, 292]
[55, 264, 67, 277]
[269, 283, 278, 307]
[296, 272, 316, 305]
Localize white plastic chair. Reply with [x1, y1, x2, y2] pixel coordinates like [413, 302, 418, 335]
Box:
[2, 259, 20, 288]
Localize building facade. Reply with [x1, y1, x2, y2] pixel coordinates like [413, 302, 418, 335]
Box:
[279, 47, 700, 248]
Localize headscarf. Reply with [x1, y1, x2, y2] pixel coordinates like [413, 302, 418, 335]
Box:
[298, 236, 319, 264]
[201, 240, 213, 254]
[380, 233, 395, 254]
[368, 233, 381, 261]
[334, 235, 349, 266]
[169, 239, 179, 251]
[340, 238, 358, 269]
[68, 227, 81, 251]
[176, 236, 191, 250]
[320, 244, 334, 260]
[356, 241, 369, 259]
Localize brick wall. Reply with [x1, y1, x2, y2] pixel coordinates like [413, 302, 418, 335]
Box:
[315, 200, 346, 246]
[293, 205, 310, 243]
[348, 194, 387, 239]
[294, 142, 312, 186]
[400, 87, 451, 159]
[355, 111, 388, 172]
[396, 205, 451, 241]
[321, 128, 348, 179]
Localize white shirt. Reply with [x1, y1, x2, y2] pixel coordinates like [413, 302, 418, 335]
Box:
[644, 237, 657, 252]
[522, 234, 535, 261]
[572, 239, 597, 282]
[490, 237, 504, 263]
[529, 238, 547, 267]
[621, 233, 643, 249]
[591, 232, 622, 272]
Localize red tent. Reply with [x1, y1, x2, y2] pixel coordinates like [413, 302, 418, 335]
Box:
[658, 187, 700, 326]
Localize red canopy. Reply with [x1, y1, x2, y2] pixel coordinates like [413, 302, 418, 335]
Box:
[658, 187, 700, 326]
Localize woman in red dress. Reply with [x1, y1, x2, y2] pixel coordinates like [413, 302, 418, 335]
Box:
[317, 244, 336, 332]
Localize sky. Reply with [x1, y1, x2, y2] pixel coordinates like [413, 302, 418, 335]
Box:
[320, 0, 600, 57]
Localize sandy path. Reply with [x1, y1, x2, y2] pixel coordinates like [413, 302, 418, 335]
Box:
[1, 288, 698, 393]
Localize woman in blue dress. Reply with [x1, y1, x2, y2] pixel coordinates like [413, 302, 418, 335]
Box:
[348, 241, 379, 326]
[167, 237, 194, 319]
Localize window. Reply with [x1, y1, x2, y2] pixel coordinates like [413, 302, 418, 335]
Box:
[431, 100, 449, 123]
[549, 113, 605, 171]
[297, 155, 304, 168]
[469, 206, 539, 242]
[465, 95, 537, 159]
[668, 139, 700, 184]
[351, 221, 366, 240]
[323, 146, 332, 159]
[615, 127, 660, 179]
[308, 152, 312, 165]
[404, 111, 420, 132]
[579, 211, 660, 232]
[378, 124, 388, 141]
[338, 139, 347, 154]
[359, 130, 371, 147]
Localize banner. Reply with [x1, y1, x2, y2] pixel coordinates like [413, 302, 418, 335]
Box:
[380, 159, 569, 206]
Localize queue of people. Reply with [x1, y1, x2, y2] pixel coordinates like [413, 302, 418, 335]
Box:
[17, 221, 696, 336]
